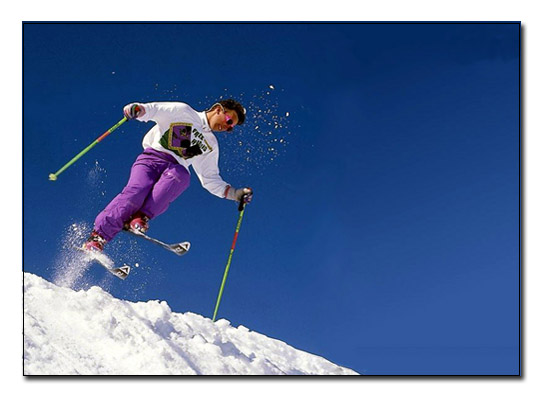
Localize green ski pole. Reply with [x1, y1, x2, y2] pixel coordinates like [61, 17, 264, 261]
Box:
[212, 199, 247, 322]
[49, 116, 128, 181]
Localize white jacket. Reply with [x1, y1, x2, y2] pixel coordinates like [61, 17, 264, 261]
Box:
[137, 102, 230, 198]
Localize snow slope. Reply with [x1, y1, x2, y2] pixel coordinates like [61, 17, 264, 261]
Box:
[23, 273, 358, 375]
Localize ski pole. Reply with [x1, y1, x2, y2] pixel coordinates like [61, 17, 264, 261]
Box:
[212, 200, 247, 321]
[49, 116, 128, 181]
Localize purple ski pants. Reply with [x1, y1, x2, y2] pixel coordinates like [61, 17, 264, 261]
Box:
[94, 149, 190, 241]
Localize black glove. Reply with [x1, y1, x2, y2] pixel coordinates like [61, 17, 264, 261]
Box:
[183, 143, 203, 158]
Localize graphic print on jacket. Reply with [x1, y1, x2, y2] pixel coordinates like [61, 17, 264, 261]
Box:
[160, 122, 213, 159]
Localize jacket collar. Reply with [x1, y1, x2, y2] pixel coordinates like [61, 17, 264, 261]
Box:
[198, 111, 213, 133]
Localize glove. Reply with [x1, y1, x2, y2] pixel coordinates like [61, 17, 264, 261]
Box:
[225, 186, 253, 204]
[123, 103, 146, 120]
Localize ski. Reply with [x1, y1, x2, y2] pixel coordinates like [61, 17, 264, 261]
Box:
[126, 229, 191, 257]
[76, 247, 131, 280]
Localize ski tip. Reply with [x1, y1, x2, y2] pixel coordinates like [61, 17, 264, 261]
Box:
[180, 241, 191, 252]
[169, 241, 191, 255]
[113, 265, 131, 280]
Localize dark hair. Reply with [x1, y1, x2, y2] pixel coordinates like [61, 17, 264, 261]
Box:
[219, 99, 246, 125]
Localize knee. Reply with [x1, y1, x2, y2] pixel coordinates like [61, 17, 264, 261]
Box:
[120, 184, 152, 202]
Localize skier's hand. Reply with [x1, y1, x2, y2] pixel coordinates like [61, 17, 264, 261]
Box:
[123, 103, 146, 120]
[236, 187, 253, 205]
[225, 186, 253, 204]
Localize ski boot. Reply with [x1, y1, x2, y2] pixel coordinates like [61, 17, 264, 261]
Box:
[128, 212, 150, 234]
[83, 231, 106, 252]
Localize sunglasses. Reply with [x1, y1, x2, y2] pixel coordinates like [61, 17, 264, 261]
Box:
[223, 112, 236, 132]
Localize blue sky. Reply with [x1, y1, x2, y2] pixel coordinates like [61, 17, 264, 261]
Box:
[23, 22, 519, 375]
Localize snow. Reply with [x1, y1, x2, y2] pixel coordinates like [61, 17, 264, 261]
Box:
[23, 273, 358, 375]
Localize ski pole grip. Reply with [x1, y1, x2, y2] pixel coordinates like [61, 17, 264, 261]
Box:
[238, 196, 246, 212]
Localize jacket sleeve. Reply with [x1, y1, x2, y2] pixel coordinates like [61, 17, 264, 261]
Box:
[191, 145, 231, 198]
[136, 102, 189, 123]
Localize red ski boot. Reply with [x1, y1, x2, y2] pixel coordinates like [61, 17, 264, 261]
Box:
[129, 212, 150, 234]
[83, 231, 106, 252]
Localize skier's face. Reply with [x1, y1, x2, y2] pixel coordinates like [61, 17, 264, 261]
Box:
[211, 106, 239, 132]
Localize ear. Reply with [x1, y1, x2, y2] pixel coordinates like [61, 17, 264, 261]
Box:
[208, 103, 220, 113]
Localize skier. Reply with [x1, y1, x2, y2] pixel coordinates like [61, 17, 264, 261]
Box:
[83, 99, 253, 252]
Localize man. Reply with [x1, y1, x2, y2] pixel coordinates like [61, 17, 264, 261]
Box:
[83, 99, 253, 252]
